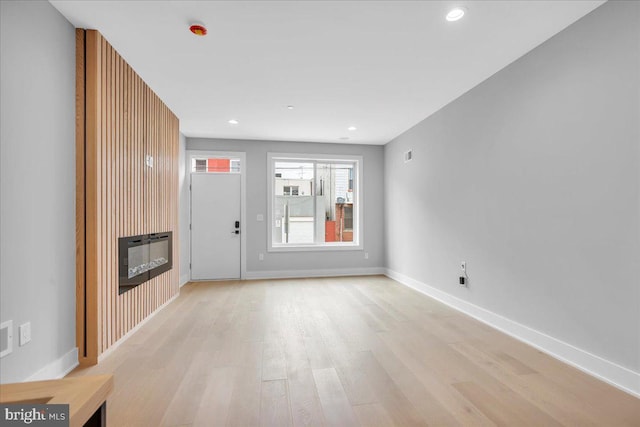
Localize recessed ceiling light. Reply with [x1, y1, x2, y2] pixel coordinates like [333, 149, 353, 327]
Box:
[228, 119, 239, 125]
[446, 7, 466, 22]
[286, 105, 294, 110]
[348, 126, 357, 131]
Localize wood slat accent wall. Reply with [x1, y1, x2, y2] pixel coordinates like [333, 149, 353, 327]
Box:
[77, 29, 179, 364]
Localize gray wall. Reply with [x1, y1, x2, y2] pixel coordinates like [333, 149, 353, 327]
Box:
[186, 138, 385, 275]
[0, 0, 76, 382]
[385, 0, 639, 372]
[178, 132, 190, 285]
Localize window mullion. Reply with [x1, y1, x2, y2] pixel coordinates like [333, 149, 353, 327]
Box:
[313, 161, 317, 245]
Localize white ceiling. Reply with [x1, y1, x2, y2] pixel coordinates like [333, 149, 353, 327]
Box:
[50, 0, 605, 145]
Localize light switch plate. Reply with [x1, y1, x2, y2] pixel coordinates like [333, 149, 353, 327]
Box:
[404, 149, 413, 162]
[19, 322, 31, 346]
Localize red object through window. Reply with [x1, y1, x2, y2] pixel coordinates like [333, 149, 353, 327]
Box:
[207, 158, 230, 173]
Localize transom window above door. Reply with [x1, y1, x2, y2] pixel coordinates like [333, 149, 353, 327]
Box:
[191, 157, 240, 173]
[268, 153, 362, 252]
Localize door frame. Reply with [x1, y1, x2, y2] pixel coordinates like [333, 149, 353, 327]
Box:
[187, 150, 247, 280]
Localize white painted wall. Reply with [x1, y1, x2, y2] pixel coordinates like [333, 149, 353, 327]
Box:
[186, 138, 384, 277]
[0, 0, 77, 383]
[178, 132, 190, 286]
[385, 0, 639, 382]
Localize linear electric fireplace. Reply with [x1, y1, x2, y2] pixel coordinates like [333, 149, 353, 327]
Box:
[118, 232, 172, 294]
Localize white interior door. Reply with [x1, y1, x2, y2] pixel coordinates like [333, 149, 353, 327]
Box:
[191, 173, 241, 280]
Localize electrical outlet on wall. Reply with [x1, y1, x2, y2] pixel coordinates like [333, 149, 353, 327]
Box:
[459, 261, 468, 287]
[259, 253, 264, 261]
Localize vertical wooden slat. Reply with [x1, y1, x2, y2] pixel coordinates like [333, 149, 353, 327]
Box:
[129, 57, 134, 334]
[148, 85, 153, 319]
[107, 39, 112, 350]
[118, 59, 123, 340]
[104, 39, 110, 350]
[135, 66, 141, 326]
[117, 46, 123, 348]
[124, 63, 131, 330]
[75, 29, 86, 362]
[115, 46, 121, 347]
[101, 34, 108, 355]
[109, 43, 114, 349]
[127, 58, 132, 335]
[139, 74, 143, 316]
[136, 74, 140, 323]
[102, 39, 107, 353]
[154, 94, 158, 306]
[83, 30, 101, 364]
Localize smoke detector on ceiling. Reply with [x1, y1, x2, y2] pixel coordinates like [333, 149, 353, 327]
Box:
[189, 24, 207, 36]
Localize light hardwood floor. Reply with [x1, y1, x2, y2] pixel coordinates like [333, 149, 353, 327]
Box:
[68, 276, 640, 426]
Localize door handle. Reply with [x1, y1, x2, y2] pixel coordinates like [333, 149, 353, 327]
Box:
[231, 230, 240, 234]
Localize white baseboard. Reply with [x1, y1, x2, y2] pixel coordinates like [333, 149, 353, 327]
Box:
[98, 293, 179, 363]
[245, 267, 385, 280]
[180, 273, 190, 287]
[26, 347, 78, 382]
[385, 269, 640, 399]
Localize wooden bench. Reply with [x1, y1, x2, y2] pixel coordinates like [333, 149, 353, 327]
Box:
[0, 374, 113, 427]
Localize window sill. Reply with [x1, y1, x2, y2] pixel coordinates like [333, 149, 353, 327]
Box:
[268, 243, 362, 253]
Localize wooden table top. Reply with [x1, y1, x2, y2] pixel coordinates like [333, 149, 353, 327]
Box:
[0, 374, 113, 427]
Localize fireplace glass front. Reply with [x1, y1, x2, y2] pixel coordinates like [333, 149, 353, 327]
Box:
[119, 232, 172, 294]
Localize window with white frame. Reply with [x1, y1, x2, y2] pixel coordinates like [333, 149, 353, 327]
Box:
[268, 153, 362, 250]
